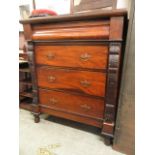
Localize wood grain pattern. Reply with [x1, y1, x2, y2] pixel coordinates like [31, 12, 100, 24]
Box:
[20, 9, 127, 24]
[32, 19, 110, 41]
[27, 42, 40, 115]
[32, 20, 109, 31]
[109, 17, 124, 40]
[104, 104, 116, 122]
[101, 43, 122, 136]
[40, 106, 103, 127]
[32, 25, 110, 40]
[19, 31, 26, 50]
[102, 122, 114, 136]
[23, 24, 32, 41]
[20, 103, 39, 113]
[20, 10, 128, 143]
[39, 89, 104, 119]
[37, 67, 106, 97]
[35, 45, 108, 69]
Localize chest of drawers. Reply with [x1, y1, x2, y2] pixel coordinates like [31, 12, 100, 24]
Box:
[20, 9, 127, 144]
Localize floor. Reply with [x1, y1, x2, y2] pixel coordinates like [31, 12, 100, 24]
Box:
[19, 109, 124, 155]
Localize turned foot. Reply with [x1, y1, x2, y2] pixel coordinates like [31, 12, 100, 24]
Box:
[103, 136, 113, 146]
[34, 114, 40, 123]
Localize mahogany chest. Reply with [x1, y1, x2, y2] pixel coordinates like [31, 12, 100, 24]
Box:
[20, 9, 127, 144]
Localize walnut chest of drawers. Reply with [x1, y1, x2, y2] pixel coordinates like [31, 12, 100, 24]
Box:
[20, 9, 127, 143]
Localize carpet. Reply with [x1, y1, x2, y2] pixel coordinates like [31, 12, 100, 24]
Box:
[19, 109, 124, 155]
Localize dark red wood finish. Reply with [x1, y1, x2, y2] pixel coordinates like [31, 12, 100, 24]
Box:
[37, 66, 106, 97]
[39, 89, 104, 120]
[35, 44, 108, 70]
[32, 20, 110, 40]
[20, 10, 127, 144]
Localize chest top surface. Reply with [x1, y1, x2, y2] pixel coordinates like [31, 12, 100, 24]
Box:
[20, 9, 127, 24]
[20, 9, 127, 42]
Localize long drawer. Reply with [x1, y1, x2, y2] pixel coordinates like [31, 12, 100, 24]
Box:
[35, 45, 108, 70]
[40, 107, 103, 127]
[37, 67, 106, 97]
[39, 89, 104, 120]
[32, 20, 110, 40]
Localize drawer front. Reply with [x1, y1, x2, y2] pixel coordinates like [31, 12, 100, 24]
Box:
[32, 20, 110, 40]
[40, 107, 103, 127]
[35, 45, 108, 70]
[37, 67, 106, 97]
[39, 89, 104, 119]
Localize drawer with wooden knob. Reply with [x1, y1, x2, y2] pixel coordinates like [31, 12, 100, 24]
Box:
[37, 66, 106, 97]
[39, 89, 104, 119]
[35, 45, 108, 70]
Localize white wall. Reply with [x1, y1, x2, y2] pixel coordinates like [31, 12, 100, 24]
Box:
[74, 0, 131, 9]
[117, 0, 130, 8]
[35, 0, 70, 15]
[19, 0, 33, 31]
[117, 0, 131, 17]
[19, 0, 33, 11]
[19, 0, 131, 31]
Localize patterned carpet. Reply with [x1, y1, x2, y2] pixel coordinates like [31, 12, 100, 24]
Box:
[19, 109, 124, 155]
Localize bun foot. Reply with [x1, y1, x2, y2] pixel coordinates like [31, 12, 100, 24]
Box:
[103, 136, 113, 146]
[34, 114, 40, 123]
